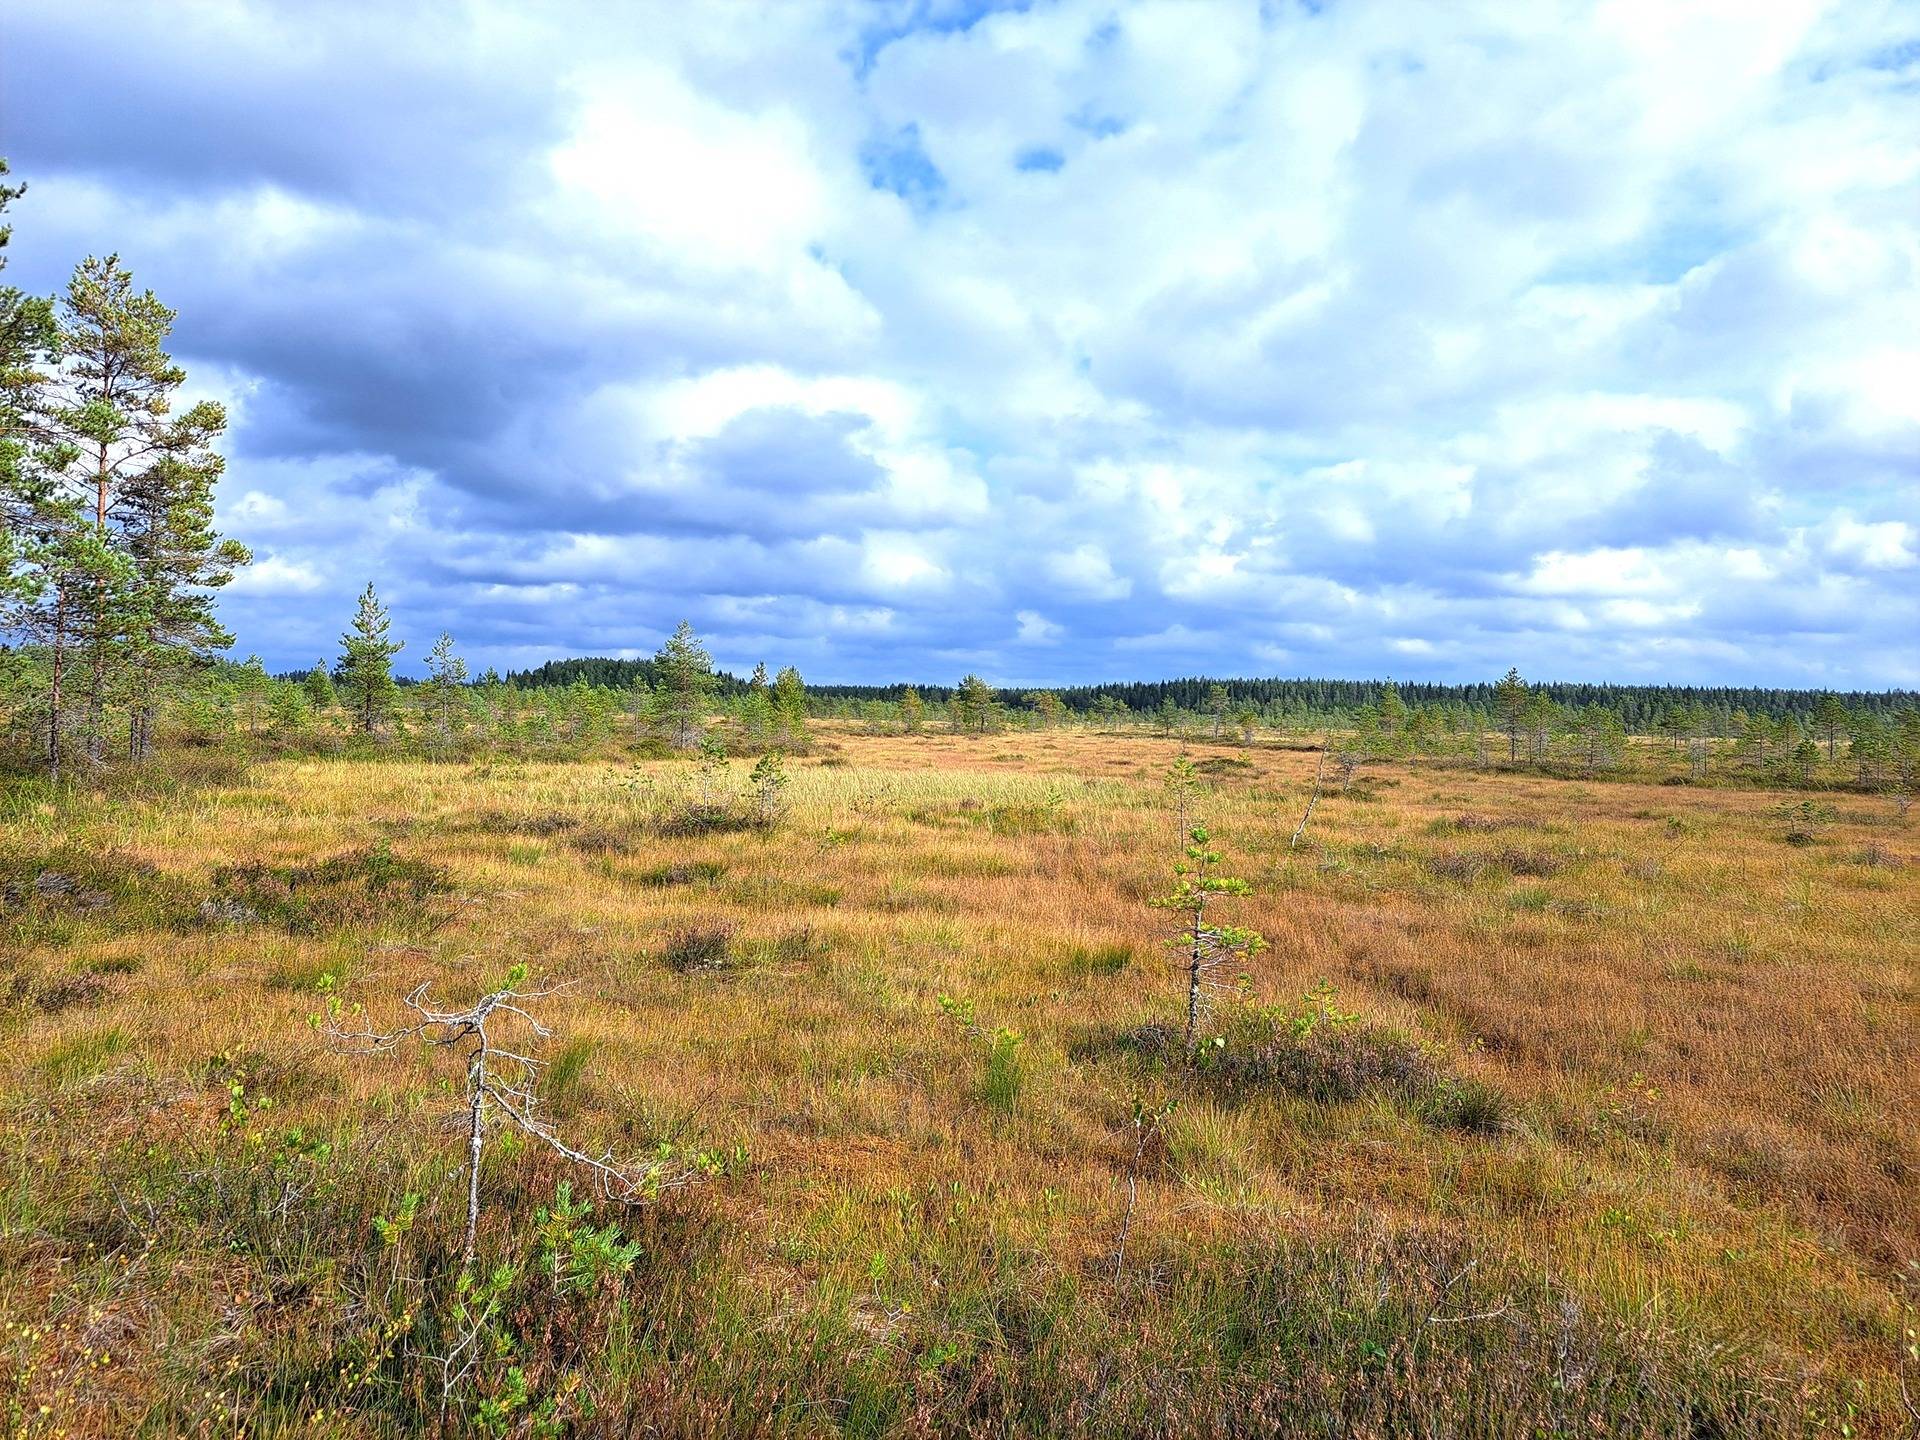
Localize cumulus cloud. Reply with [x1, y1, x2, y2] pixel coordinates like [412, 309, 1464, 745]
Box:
[2, 0, 1915, 684]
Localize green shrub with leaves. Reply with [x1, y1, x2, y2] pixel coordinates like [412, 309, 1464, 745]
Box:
[938, 993, 1025, 1113]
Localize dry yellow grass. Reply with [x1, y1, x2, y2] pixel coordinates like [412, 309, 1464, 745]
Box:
[2, 725, 1915, 1434]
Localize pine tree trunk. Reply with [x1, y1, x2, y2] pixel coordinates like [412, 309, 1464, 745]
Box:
[47, 597, 67, 781]
[1184, 915, 1204, 1050]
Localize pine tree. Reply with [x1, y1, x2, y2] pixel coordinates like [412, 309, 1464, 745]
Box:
[771, 665, 807, 746]
[1, 157, 57, 523]
[268, 680, 310, 735]
[38, 257, 241, 761]
[1493, 667, 1527, 762]
[1151, 823, 1266, 1049]
[119, 442, 249, 759]
[1, 158, 57, 529]
[234, 655, 271, 735]
[2, 520, 130, 777]
[421, 631, 469, 747]
[899, 686, 925, 735]
[954, 674, 996, 734]
[303, 661, 337, 714]
[1574, 705, 1625, 771]
[1520, 692, 1558, 763]
[337, 583, 403, 736]
[1204, 683, 1230, 739]
[1813, 693, 1848, 761]
[649, 620, 713, 750]
[1, 169, 97, 776]
[1378, 681, 1407, 738]
[742, 661, 771, 741]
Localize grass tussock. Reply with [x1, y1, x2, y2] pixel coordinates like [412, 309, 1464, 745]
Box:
[661, 922, 738, 974]
[210, 840, 453, 934]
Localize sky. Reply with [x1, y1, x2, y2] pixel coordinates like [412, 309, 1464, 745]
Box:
[3, 0, 1917, 686]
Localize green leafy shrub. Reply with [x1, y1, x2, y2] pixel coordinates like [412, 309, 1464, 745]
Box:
[938, 994, 1025, 1113]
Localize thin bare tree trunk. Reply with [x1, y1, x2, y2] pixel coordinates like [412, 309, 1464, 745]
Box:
[1186, 936, 1203, 1049]
[47, 594, 66, 780]
[1289, 740, 1330, 850]
[463, 1047, 487, 1266]
[1112, 1123, 1150, 1282]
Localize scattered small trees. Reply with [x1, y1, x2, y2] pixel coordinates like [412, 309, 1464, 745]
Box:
[1027, 689, 1067, 729]
[338, 582, 403, 736]
[1573, 705, 1626, 772]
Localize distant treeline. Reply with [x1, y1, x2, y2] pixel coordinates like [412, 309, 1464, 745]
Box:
[503, 657, 747, 694]
[505, 664, 1915, 730]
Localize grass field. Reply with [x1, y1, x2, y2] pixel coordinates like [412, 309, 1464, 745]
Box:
[1, 727, 1915, 1436]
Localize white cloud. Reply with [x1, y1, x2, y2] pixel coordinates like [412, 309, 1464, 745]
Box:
[6, 0, 1914, 683]
[1821, 515, 1917, 570]
[227, 554, 325, 594]
[1014, 609, 1063, 644]
[1045, 543, 1131, 600]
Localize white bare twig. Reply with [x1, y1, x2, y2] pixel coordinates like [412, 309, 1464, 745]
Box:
[1289, 738, 1332, 850]
[320, 973, 685, 1264]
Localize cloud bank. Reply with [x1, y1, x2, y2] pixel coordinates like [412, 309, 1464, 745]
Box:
[4, 0, 1916, 683]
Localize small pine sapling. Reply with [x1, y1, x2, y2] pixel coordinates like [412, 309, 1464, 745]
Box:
[1771, 798, 1834, 847]
[936, 994, 1024, 1112]
[749, 750, 790, 825]
[694, 730, 730, 809]
[1164, 754, 1199, 846]
[1151, 825, 1267, 1050]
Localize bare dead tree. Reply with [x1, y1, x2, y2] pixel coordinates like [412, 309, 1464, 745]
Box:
[1111, 1094, 1174, 1283]
[320, 965, 700, 1265]
[1289, 737, 1333, 851]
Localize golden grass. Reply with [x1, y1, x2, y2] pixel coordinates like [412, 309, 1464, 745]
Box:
[2, 725, 1915, 1434]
